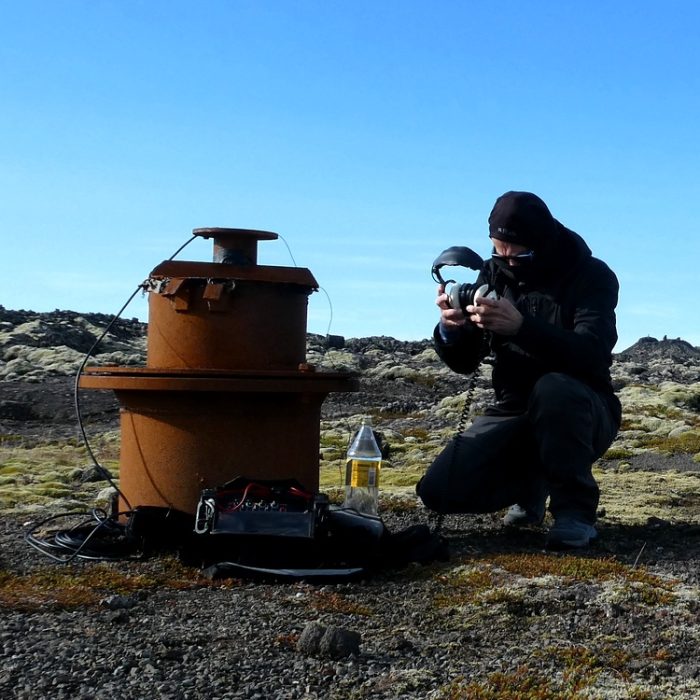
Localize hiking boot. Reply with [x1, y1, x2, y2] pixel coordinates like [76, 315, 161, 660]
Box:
[546, 516, 597, 550]
[502, 503, 545, 528]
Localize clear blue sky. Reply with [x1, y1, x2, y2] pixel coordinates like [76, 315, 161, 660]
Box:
[2, 0, 698, 351]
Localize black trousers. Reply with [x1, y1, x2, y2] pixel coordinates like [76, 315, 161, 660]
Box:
[416, 373, 619, 524]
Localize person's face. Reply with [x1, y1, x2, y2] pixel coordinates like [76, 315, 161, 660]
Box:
[490, 237, 534, 266]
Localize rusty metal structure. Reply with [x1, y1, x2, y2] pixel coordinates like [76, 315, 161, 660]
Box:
[79, 228, 358, 515]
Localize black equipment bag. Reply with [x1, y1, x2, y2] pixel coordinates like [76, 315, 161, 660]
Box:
[190, 477, 334, 571]
[184, 476, 448, 581]
[194, 477, 327, 540]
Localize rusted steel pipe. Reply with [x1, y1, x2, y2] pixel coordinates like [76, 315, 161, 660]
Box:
[194, 227, 277, 265]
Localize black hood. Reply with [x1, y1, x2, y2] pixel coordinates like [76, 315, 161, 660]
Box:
[487, 191, 591, 283]
[488, 191, 558, 250]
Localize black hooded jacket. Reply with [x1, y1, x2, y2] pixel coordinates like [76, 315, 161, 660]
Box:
[434, 193, 621, 425]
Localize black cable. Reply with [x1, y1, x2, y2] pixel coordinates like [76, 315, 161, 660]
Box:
[433, 368, 480, 536]
[166, 234, 198, 262]
[24, 509, 143, 563]
[73, 284, 144, 512]
[277, 232, 335, 339]
[73, 234, 198, 512]
[276, 233, 299, 267]
[26, 234, 199, 564]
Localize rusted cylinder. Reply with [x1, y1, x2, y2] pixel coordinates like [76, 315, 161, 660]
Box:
[81, 367, 357, 514]
[146, 274, 313, 370]
[116, 390, 324, 514]
[79, 227, 358, 516]
[144, 229, 319, 370]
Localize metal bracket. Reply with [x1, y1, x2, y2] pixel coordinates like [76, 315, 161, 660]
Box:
[204, 279, 236, 312]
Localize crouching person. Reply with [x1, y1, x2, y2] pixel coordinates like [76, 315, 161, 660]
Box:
[416, 191, 621, 549]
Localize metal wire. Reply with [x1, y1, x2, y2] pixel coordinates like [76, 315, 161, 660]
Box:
[72, 235, 198, 514]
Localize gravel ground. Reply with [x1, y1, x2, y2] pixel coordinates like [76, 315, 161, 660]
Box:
[2, 368, 700, 699]
[3, 503, 700, 700]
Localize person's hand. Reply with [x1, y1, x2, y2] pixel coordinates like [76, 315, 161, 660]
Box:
[436, 284, 467, 329]
[466, 295, 523, 336]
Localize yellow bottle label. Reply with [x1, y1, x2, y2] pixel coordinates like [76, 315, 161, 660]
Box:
[346, 459, 380, 488]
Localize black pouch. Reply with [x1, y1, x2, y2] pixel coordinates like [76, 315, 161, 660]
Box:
[185, 477, 447, 581]
[189, 477, 330, 570]
[194, 477, 327, 539]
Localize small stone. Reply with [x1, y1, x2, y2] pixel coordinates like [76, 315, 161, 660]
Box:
[647, 516, 671, 527]
[296, 622, 361, 658]
[106, 610, 130, 624]
[96, 486, 118, 505]
[100, 594, 137, 610]
[79, 466, 108, 483]
[319, 626, 361, 659]
[389, 634, 416, 653]
[296, 621, 326, 655]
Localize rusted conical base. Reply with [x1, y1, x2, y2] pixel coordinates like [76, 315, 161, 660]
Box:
[81, 367, 357, 514]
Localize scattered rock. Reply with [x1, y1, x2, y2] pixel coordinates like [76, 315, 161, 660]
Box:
[297, 621, 361, 658]
[319, 626, 362, 659]
[100, 594, 138, 610]
[0, 400, 36, 420]
[296, 621, 326, 654]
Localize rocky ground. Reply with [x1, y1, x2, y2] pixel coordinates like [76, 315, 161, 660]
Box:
[1, 307, 700, 699]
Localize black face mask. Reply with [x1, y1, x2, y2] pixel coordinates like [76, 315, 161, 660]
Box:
[492, 255, 538, 288]
[509, 263, 538, 285]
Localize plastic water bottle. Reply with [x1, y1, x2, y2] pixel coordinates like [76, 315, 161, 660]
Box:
[343, 416, 382, 514]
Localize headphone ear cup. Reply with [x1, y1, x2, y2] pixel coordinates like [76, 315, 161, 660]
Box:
[448, 284, 462, 310]
[474, 284, 498, 303]
[473, 284, 488, 304]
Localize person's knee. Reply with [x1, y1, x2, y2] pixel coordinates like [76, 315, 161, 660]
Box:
[415, 472, 445, 512]
[532, 372, 581, 399]
[529, 372, 590, 418]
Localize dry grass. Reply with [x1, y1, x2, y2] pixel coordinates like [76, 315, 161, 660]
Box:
[0, 557, 209, 611]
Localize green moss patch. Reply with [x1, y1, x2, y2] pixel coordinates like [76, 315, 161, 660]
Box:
[596, 469, 700, 524]
[638, 429, 700, 454]
[0, 440, 119, 512]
